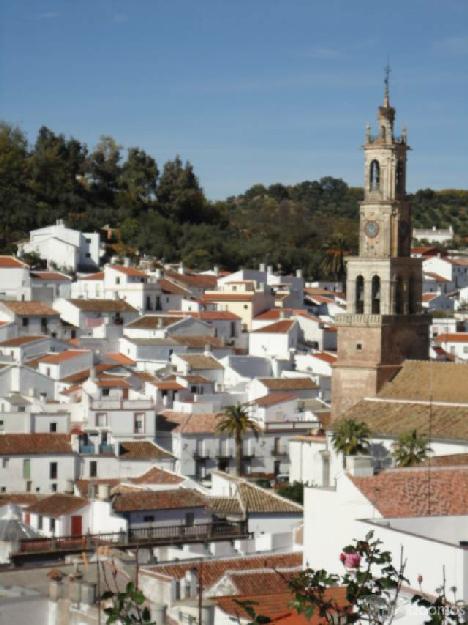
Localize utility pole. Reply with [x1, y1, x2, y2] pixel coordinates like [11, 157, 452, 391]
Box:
[198, 558, 203, 625]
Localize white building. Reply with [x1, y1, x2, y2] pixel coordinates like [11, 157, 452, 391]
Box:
[413, 224, 454, 244]
[0, 256, 31, 301]
[18, 220, 101, 272]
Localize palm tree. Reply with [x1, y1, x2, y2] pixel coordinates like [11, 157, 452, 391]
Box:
[215, 404, 260, 476]
[331, 419, 370, 469]
[391, 430, 432, 468]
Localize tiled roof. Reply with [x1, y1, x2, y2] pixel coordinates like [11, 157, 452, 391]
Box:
[96, 377, 131, 389]
[202, 293, 254, 302]
[174, 336, 224, 349]
[113, 488, 206, 512]
[30, 271, 71, 281]
[179, 354, 224, 370]
[208, 496, 243, 516]
[217, 567, 299, 596]
[339, 398, 468, 442]
[130, 466, 184, 485]
[436, 333, 468, 343]
[39, 350, 90, 364]
[78, 271, 104, 281]
[258, 377, 318, 391]
[67, 299, 137, 313]
[119, 441, 173, 460]
[254, 308, 320, 323]
[125, 315, 181, 329]
[142, 552, 302, 587]
[196, 311, 240, 321]
[165, 271, 218, 290]
[312, 352, 337, 364]
[152, 380, 185, 391]
[159, 279, 191, 296]
[75, 478, 121, 496]
[26, 494, 88, 518]
[105, 352, 137, 366]
[0, 335, 47, 347]
[424, 272, 449, 283]
[377, 360, 468, 403]
[254, 392, 297, 407]
[421, 453, 468, 467]
[184, 374, 212, 384]
[350, 466, 468, 517]
[0, 256, 28, 268]
[109, 264, 147, 277]
[2, 301, 58, 316]
[0, 493, 43, 506]
[422, 293, 438, 302]
[251, 320, 295, 334]
[159, 411, 220, 434]
[0, 433, 72, 455]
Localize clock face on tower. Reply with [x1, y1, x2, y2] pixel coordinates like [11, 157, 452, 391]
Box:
[364, 220, 379, 239]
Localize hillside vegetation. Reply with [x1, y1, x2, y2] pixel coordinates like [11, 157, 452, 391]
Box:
[1, 123, 467, 278]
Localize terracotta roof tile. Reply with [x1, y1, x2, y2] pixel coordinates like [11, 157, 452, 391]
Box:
[350, 466, 468, 517]
[78, 271, 104, 281]
[202, 293, 254, 303]
[96, 377, 131, 389]
[254, 392, 297, 407]
[39, 350, 90, 364]
[0, 256, 28, 268]
[0, 433, 72, 455]
[174, 336, 224, 349]
[421, 453, 468, 467]
[67, 299, 137, 313]
[109, 264, 147, 277]
[435, 333, 468, 343]
[159, 279, 191, 296]
[159, 411, 220, 434]
[208, 496, 243, 516]
[105, 352, 137, 366]
[312, 352, 337, 364]
[217, 568, 299, 596]
[179, 354, 224, 370]
[26, 494, 88, 518]
[113, 488, 205, 512]
[165, 271, 218, 290]
[258, 377, 318, 391]
[30, 271, 71, 281]
[142, 552, 302, 587]
[126, 315, 181, 329]
[2, 301, 58, 316]
[119, 441, 173, 460]
[130, 466, 184, 485]
[0, 335, 47, 347]
[252, 320, 295, 334]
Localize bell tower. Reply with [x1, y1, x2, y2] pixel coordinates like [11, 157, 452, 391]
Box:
[331, 69, 430, 419]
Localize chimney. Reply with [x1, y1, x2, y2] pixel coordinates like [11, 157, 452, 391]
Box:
[157, 317, 164, 329]
[296, 269, 303, 278]
[155, 268, 162, 279]
[346, 455, 374, 477]
[204, 343, 212, 356]
[178, 262, 184, 275]
[213, 265, 219, 276]
[259, 263, 266, 272]
[267, 265, 273, 275]
[123, 257, 130, 267]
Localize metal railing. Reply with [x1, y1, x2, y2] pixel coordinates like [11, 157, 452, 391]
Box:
[13, 520, 249, 560]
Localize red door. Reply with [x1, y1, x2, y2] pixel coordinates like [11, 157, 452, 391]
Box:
[24, 512, 30, 526]
[71, 515, 82, 536]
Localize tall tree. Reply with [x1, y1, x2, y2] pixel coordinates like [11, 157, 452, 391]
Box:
[215, 404, 260, 476]
[331, 419, 370, 469]
[88, 136, 121, 205]
[118, 147, 158, 214]
[391, 430, 432, 467]
[157, 156, 207, 223]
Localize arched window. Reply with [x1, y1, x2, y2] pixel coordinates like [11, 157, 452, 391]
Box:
[371, 275, 381, 314]
[394, 275, 404, 314]
[355, 275, 364, 314]
[369, 160, 380, 192]
[408, 275, 416, 314]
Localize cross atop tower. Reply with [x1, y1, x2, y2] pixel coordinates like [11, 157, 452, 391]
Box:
[384, 63, 391, 106]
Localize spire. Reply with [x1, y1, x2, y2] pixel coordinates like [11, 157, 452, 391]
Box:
[383, 63, 391, 107]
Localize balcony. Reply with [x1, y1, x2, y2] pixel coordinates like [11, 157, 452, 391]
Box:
[79, 443, 95, 455]
[99, 443, 115, 455]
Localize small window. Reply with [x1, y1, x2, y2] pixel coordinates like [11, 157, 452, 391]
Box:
[90, 461, 97, 478]
[143, 515, 154, 523]
[244, 305, 248, 309]
[49, 462, 58, 480]
[115, 277, 120, 285]
[0, 487, 5, 493]
[49, 518, 56, 533]
[38, 516, 43, 530]
[97, 412, 107, 427]
[46, 368, 51, 377]
[49, 422, 57, 433]
[356, 343, 363, 351]
[2, 458, 8, 468]
[22, 318, 29, 328]
[0, 420, 4, 431]
[134, 413, 145, 434]
[85, 253, 91, 258]
[51, 483, 57, 492]
[102, 388, 110, 397]
[166, 297, 169, 303]
[85, 238, 91, 244]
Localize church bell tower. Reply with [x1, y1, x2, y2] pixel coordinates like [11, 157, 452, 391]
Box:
[331, 70, 430, 419]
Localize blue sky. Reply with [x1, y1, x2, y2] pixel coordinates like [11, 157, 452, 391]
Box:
[1, 0, 467, 198]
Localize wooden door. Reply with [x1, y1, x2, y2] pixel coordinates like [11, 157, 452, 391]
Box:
[71, 515, 82, 536]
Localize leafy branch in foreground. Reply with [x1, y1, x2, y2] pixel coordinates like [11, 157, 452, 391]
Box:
[102, 581, 154, 625]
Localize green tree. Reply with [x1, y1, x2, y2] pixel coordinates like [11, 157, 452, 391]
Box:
[331, 419, 370, 469]
[157, 156, 207, 223]
[391, 429, 432, 468]
[103, 581, 154, 625]
[118, 147, 158, 214]
[277, 481, 304, 505]
[88, 136, 121, 205]
[215, 404, 260, 476]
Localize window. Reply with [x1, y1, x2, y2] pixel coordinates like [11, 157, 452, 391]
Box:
[49, 422, 57, 433]
[355, 276, 364, 314]
[38, 516, 43, 530]
[394, 276, 404, 314]
[0, 420, 4, 431]
[49, 462, 58, 480]
[102, 388, 110, 397]
[463, 346, 468, 354]
[51, 483, 57, 492]
[90, 461, 97, 478]
[96, 412, 108, 427]
[22, 317, 29, 328]
[85, 238, 91, 244]
[185, 512, 195, 527]
[134, 413, 145, 434]
[146, 296, 152, 311]
[369, 159, 380, 191]
[408, 275, 416, 314]
[85, 252, 91, 258]
[41, 318, 48, 333]
[46, 368, 51, 377]
[244, 304, 248, 309]
[115, 277, 120, 285]
[49, 518, 56, 533]
[356, 343, 363, 351]
[2, 458, 8, 468]
[166, 297, 169, 303]
[371, 276, 381, 314]
[230, 322, 236, 338]
[23, 459, 30, 480]
[0, 487, 5, 493]
[143, 515, 154, 523]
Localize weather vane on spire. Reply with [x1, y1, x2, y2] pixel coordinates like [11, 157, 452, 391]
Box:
[384, 62, 391, 104]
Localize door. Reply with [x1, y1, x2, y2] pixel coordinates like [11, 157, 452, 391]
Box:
[71, 515, 82, 536]
[185, 512, 195, 527]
